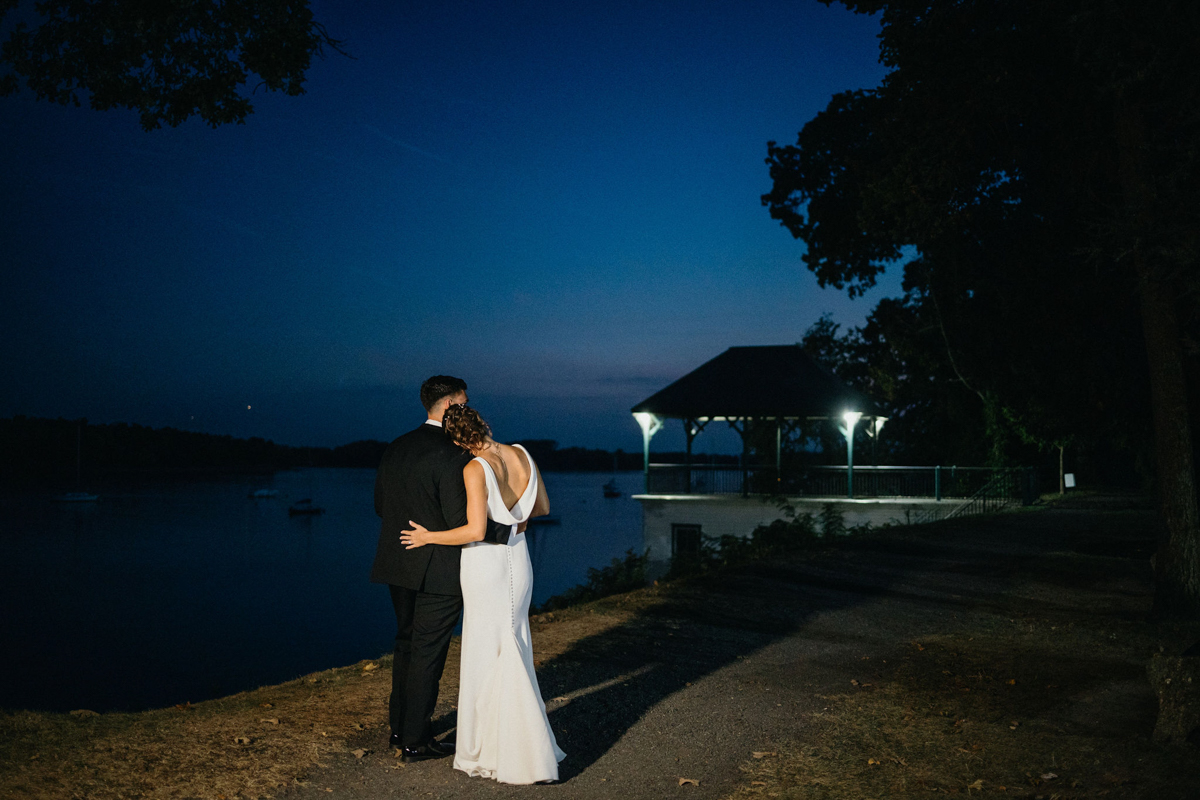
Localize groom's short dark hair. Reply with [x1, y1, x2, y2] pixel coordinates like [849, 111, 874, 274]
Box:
[420, 375, 468, 411]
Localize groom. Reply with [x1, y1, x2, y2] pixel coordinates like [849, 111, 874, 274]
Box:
[370, 375, 507, 761]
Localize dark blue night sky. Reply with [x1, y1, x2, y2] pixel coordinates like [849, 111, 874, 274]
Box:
[1, 0, 899, 453]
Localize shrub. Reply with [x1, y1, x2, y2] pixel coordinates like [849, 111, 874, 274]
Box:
[535, 548, 648, 611]
[667, 506, 824, 579]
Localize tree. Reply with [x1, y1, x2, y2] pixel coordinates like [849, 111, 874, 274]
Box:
[764, 0, 1200, 616]
[0, 0, 343, 130]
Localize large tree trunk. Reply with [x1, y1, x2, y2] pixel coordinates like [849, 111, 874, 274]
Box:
[1139, 269, 1200, 618]
[1116, 97, 1200, 618]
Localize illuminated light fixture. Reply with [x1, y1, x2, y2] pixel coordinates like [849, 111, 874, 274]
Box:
[633, 412, 664, 438]
[840, 411, 863, 499]
[632, 412, 664, 492]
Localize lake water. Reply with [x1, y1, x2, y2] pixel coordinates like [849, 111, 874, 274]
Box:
[0, 469, 644, 713]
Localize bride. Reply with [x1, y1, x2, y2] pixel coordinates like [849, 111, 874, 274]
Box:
[399, 404, 566, 784]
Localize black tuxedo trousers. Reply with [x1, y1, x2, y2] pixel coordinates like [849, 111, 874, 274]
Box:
[370, 423, 507, 744]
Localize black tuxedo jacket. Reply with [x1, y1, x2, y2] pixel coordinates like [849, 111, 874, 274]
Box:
[370, 423, 505, 595]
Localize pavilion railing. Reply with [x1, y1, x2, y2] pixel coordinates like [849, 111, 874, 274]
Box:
[644, 464, 1039, 503]
[907, 468, 1033, 524]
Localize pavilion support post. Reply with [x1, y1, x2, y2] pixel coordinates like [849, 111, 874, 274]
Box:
[727, 418, 749, 497]
[775, 419, 782, 488]
[742, 419, 751, 498]
[839, 412, 862, 499]
[847, 429, 855, 499]
[634, 413, 663, 494]
[685, 419, 694, 495]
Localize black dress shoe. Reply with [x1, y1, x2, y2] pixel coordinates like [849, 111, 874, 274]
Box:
[389, 732, 402, 749]
[400, 739, 455, 762]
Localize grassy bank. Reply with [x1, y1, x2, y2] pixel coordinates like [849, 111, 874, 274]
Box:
[0, 600, 640, 800]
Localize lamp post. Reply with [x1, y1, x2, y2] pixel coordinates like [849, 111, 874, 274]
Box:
[840, 411, 863, 498]
[633, 412, 663, 493]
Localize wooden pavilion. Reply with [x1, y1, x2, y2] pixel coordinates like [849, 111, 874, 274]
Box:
[630, 344, 886, 497]
[627, 345, 1037, 576]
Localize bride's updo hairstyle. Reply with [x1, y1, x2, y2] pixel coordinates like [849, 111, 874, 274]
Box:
[443, 403, 491, 453]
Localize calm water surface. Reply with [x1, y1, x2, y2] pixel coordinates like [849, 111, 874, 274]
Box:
[0, 469, 643, 712]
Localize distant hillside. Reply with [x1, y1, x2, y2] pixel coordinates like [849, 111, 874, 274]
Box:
[0, 417, 383, 482]
[0, 418, 723, 483]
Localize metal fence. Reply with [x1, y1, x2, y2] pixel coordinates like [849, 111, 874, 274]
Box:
[645, 464, 1040, 503]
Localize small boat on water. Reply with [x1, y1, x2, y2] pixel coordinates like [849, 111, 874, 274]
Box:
[249, 489, 281, 499]
[53, 492, 100, 503]
[288, 498, 325, 516]
[54, 423, 99, 502]
[602, 480, 621, 498]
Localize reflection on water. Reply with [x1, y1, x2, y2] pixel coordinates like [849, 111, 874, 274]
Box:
[0, 469, 643, 712]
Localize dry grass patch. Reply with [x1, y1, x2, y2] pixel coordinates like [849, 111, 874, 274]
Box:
[0, 601, 640, 800]
[731, 625, 1200, 799]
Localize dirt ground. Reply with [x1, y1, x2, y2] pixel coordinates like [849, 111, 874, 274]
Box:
[3, 493, 1198, 799]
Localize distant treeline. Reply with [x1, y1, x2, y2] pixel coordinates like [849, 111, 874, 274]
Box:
[0, 417, 722, 483]
[0, 416, 384, 482]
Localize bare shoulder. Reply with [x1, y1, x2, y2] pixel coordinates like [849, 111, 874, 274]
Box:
[463, 459, 485, 479]
[504, 442, 532, 470]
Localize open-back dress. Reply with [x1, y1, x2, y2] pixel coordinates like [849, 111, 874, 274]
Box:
[453, 444, 565, 784]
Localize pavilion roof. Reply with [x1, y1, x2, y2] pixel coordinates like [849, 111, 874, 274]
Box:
[631, 345, 882, 420]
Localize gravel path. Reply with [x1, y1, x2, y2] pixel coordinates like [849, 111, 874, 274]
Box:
[278, 497, 1170, 799]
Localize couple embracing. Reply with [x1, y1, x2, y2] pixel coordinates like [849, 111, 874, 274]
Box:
[370, 376, 565, 785]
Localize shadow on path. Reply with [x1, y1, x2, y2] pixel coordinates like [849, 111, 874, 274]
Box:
[286, 496, 1185, 798]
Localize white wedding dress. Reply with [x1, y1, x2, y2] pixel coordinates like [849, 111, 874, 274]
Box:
[454, 444, 565, 784]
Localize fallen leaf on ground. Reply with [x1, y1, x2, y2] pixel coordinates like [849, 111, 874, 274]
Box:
[260, 718, 279, 724]
[751, 781, 767, 786]
[678, 777, 700, 786]
[352, 749, 368, 759]
[260, 702, 273, 708]
[850, 679, 860, 686]
[868, 758, 880, 765]
[968, 779, 984, 792]
[234, 736, 252, 745]
[362, 663, 378, 672]
[752, 751, 776, 759]
[352, 723, 365, 730]
[1040, 772, 1058, 781]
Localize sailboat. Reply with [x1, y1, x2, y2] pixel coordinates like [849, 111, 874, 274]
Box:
[602, 454, 621, 498]
[54, 422, 99, 502]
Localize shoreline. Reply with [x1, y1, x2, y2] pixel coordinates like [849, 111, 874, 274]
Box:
[5, 496, 1199, 799]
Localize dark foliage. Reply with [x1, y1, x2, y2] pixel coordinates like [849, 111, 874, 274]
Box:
[0, 0, 344, 129]
[763, 0, 1200, 613]
[535, 548, 649, 612]
[0, 415, 378, 482]
[667, 505, 823, 579]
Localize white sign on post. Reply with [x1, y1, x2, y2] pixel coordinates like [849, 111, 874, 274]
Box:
[1064, 473, 1076, 489]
